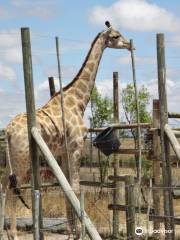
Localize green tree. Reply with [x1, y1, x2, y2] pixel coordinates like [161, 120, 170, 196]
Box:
[122, 84, 151, 127]
[90, 86, 113, 128]
[121, 84, 152, 177]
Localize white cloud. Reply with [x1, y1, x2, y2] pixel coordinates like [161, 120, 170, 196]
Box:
[61, 42, 89, 52]
[0, 30, 20, 47]
[0, 90, 26, 128]
[118, 55, 155, 65]
[90, 0, 180, 32]
[96, 79, 113, 98]
[0, 6, 15, 20]
[0, 1, 58, 20]
[95, 79, 127, 98]
[37, 78, 60, 92]
[168, 34, 180, 47]
[3, 48, 22, 64]
[0, 30, 43, 64]
[44, 65, 80, 81]
[35, 78, 60, 105]
[0, 63, 17, 81]
[0, 30, 23, 64]
[24, 5, 56, 18]
[141, 78, 180, 114]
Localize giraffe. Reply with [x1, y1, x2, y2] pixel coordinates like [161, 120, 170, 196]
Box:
[2, 21, 130, 239]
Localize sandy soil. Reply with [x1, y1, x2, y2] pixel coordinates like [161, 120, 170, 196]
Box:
[3, 232, 68, 240]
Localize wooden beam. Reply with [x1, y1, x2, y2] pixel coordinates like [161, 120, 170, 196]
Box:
[108, 204, 155, 214]
[157, 33, 175, 239]
[21, 28, 43, 240]
[4, 217, 67, 232]
[164, 124, 180, 161]
[149, 215, 180, 225]
[80, 181, 114, 188]
[116, 148, 149, 155]
[108, 175, 126, 182]
[125, 176, 135, 239]
[112, 72, 120, 238]
[173, 130, 180, 138]
[31, 126, 102, 240]
[152, 99, 161, 233]
[48, 77, 56, 97]
[20, 182, 60, 190]
[88, 123, 151, 132]
[168, 112, 180, 118]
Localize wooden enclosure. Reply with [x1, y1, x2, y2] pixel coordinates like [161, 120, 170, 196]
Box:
[0, 28, 180, 240]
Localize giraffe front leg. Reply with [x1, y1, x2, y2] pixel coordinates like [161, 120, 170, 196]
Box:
[61, 147, 82, 240]
[69, 147, 83, 240]
[9, 191, 18, 240]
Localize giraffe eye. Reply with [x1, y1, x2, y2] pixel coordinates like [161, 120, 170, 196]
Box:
[113, 36, 119, 39]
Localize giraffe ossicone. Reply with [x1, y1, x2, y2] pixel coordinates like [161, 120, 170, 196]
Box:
[3, 21, 130, 239]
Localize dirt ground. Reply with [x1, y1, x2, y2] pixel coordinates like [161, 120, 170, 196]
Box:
[3, 233, 68, 240]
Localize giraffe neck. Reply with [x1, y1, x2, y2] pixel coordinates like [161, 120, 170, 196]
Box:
[44, 33, 106, 117]
[64, 33, 106, 115]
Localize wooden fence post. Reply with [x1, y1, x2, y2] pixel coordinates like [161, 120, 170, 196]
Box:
[157, 33, 175, 239]
[48, 77, 56, 97]
[21, 27, 43, 240]
[125, 176, 135, 240]
[0, 193, 5, 240]
[152, 99, 161, 237]
[112, 72, 120, 238]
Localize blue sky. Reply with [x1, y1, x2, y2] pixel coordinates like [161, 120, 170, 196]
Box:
[0, 0, 180, 128]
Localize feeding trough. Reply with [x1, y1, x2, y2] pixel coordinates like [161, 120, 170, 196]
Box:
[93, 127, 120, 156]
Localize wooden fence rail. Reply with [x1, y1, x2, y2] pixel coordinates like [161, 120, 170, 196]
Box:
[168, 112, 180, 118]
[164, 124, 180, 161]
[88, 123, 151, 132]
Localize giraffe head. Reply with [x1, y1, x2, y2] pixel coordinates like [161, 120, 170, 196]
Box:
[102, 21, 131, 50]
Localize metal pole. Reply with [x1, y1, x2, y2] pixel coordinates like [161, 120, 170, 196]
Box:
[21, 27, 43, 240]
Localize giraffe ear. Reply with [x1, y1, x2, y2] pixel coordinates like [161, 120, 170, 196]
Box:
[105, 21, 111, 28]
[103, 21, 112, 35]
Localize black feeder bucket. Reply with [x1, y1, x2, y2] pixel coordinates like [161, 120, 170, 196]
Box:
[93, 127, 120, 156]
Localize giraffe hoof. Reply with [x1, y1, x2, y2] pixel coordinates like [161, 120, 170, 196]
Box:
[67, 234, 74, 240]
[10, 235, 18, 240]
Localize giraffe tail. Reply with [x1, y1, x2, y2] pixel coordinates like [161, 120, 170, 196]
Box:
[5, 133, 30, 209]
[9, 174, 30, 209]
